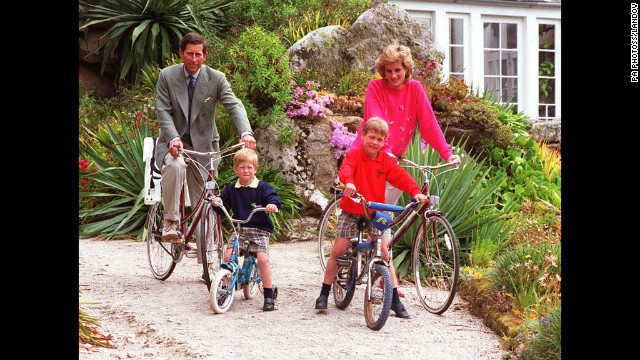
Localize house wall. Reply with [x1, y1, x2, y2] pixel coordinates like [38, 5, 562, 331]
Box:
[389, 0, 561, 123]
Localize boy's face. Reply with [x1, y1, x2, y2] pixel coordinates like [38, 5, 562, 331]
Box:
[234, 161, 257, 186]
[362, 130, 386, 159]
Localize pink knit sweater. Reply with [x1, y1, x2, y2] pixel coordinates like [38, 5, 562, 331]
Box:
[350, 79, 452, 160]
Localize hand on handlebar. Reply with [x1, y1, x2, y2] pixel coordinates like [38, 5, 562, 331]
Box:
[170, 139, 183, 158]
[447, 154, 462, 166]
[265, 203, 279, 214]
[413, 193, 429, 203]
[342, 182, 357, 198]
[241, 134, 256, 150]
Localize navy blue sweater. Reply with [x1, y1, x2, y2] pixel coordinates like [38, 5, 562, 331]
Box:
[216, 180, 281, 233]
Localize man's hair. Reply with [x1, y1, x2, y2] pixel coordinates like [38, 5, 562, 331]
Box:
[362, 116, 389, 138]
[375, 44, 414, 82]
[180, 32, 208, 53]
[233, 148, 259, 168]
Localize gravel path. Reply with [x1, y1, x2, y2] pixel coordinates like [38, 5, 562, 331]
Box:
[78, 238, 506, 359]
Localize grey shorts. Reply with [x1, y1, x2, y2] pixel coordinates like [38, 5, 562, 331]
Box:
[335, 211, 381, 239]
[228, 227, 271, 255]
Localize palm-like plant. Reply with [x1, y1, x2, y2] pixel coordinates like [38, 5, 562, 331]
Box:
[79, 0, 237, 84]
[391, 135, 512, 278]
[79, 113, 153, 239]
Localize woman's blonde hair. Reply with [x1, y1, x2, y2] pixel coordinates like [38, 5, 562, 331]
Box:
[233, 148, 259, 168]
[375, 44, 414, 83]
[362, 116, 389, 138]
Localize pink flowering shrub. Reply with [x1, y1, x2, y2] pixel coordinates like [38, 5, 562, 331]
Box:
[329, 120, 356, 159]
[285, 79, 334, 120]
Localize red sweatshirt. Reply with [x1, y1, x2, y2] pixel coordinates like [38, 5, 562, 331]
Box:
[339, 147, 422, 215]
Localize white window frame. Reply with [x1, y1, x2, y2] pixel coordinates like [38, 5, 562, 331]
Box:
[537, 18, 561, 121]
[446, 13, 470, 81]
[480, 16, 524, 112]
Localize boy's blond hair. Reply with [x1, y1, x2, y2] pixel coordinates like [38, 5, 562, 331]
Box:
[233, 148, 259, 168]
[362, 116, 389, 138]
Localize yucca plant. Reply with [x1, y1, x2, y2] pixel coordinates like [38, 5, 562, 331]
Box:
[79, 112, 154, 239]
[391, 135, 512, 277]
[79, 0, 236, 84]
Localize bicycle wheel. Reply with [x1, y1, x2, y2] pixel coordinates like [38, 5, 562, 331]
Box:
[364, 265, 392, 330]
[412, 214, 460, 314]
[318, 198, 342, 271]
[333, 260, 356, 309]
[146, 202, 177, 280]
[209, 268, 235, 314]
[199, 203, 225, 290]
[243, 261, 261, 299]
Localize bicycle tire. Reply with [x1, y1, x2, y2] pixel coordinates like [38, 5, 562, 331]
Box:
[243, 261, 261, 299]
[146, 202, 177, 280]
[333, 261, 356, 309]
[364, 265, 392, 330]
[412, 214, 460, 314]
[209, 268, 235, 314]
[199, 203, 225, 290]
[317, 198, 342, 271]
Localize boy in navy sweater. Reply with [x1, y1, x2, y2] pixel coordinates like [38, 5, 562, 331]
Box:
[213, 148, 281, 311]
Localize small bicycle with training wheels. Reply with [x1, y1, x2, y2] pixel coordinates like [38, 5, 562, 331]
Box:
[145, 142, 245, 290]
[318, 159, 460, 314]
[328, 189, 396, 330]
[208, 203, 278, 314]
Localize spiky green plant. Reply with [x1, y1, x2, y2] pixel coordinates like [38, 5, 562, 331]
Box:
[79, 0, 237, 84]
[391, 135, 513, 278]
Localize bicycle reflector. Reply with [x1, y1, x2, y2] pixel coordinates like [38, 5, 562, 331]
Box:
[370, 211, 392, 231]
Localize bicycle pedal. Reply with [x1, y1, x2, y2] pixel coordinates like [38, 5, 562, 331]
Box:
[185, 250, 198, 259]
[336, 255, 350, 267]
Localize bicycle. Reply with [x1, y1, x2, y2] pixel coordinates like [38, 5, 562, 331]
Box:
[145, 141, 245, 291]
[326, 190, 396, 330]
[208, 204, 278, 314]
[317, 159, 460, 314]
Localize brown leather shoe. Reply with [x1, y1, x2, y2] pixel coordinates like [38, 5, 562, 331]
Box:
[161, 220, 180, 242]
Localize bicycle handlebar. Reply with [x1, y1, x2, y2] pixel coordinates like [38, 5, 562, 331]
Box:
[399, 158, 460, 171]
[176, 142, 245, 158]
[210, 202, 276, 225]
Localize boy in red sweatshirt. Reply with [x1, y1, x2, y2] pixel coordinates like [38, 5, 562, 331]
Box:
[315, 117, 428, 318]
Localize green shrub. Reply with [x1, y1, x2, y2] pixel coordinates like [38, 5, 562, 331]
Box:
[518, 305, 561, 360]
[225, 26, 293, 127]
[458, 101, 515, 151]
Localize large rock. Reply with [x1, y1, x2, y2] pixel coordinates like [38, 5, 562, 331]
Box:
[286, 2, 444, 89]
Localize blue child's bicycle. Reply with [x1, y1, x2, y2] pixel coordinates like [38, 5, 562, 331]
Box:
[208, 203, 278, 314]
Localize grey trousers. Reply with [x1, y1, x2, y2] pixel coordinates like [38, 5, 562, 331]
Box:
[160, 145, 207, 263]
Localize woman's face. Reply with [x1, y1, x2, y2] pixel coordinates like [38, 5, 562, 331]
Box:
[384, 61, 407, 90]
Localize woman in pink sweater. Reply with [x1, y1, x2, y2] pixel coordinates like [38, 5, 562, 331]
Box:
[351, 44, 461, 206]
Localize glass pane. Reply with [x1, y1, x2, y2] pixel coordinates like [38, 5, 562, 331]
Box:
[484, 50, 500, 75]
[502, 50, 518, 76]
[539, 52, 555, 77]
[450, 18, 463, 45]
[539, 78, 555, 104]
[539, 24, 555, 50]
[484, 77, 500, 101]
[502, 23, 517, 49]
[548, 105, 555, 117]
[538, 105, 547, 118]
[450, 46, 464, 73]
[483, 22, 499, 48]
[501, 77, 517, 103]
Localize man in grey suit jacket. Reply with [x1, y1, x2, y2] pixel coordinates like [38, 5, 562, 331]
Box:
[154, 32, 256, 242]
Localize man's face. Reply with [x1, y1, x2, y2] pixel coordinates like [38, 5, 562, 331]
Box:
[179, 43, 208, 75]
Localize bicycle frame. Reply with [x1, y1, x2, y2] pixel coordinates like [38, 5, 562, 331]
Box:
[175, 143, 246, 248]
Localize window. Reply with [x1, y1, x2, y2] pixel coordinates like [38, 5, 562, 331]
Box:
[538, 24, 556, 120]
[449, 18, 464, 80]
[483, 22, 518, 109]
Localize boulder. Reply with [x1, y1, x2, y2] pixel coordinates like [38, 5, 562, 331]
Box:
[286, 2, 444, 89]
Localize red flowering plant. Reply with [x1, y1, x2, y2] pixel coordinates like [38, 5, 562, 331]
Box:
[414, 57, 479, 113]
